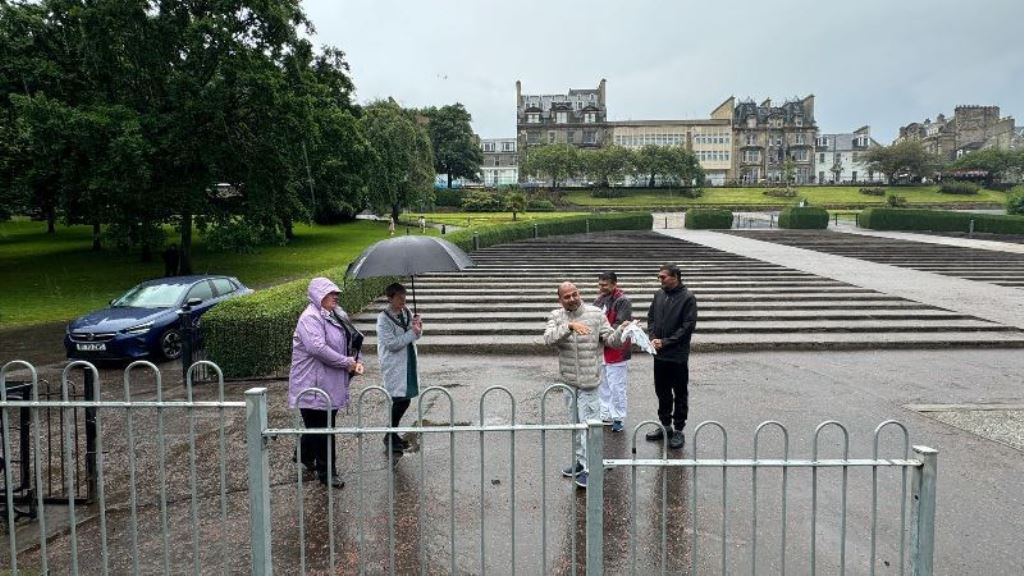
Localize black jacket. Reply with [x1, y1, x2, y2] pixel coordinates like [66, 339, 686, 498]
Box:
[646, 285, 698, 363]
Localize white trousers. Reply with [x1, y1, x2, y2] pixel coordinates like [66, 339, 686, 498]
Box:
[598, 361, 629, 421]
[566, 388, 601, 470]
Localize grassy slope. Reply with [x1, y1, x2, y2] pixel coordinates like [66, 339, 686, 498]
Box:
[564, 186, 1008, 207]
[410, 211, 586, 227]
[0, 219, 410, 326]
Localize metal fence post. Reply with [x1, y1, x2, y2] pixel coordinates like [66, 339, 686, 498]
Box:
[83, 366, 99, 502]
[533, 223, 538, 238]
[585, 419, 604, 575]
[968, 218, 975, 238]
[585, 218, 591, 234]
[179, 303, 193, 385]
[473, 232, 480, 250]
[910, 446, 938, 576]
[246, 388, 273, 575]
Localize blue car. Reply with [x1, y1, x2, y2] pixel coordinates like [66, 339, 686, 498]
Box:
[64, 275, 252, 362]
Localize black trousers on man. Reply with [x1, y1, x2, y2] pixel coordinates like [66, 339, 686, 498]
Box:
[299, 408, 338, 475]
[653, 359, 689, 431]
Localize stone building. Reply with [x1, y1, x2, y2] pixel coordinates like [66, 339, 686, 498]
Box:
[815, 126, 885, 184]
[516, 79, 609, 151]
[727, 96, 819, 184]
[478, 137, 518, 187]
[896, 106, 1017, 160]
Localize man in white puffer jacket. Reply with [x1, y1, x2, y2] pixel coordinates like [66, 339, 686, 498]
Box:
[543, 281, 633, 489]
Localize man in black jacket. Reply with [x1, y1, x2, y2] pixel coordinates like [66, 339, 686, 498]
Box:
[645, 263, 698, 450]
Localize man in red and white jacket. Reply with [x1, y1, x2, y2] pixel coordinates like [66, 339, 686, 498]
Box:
[593, 271, 632, 433]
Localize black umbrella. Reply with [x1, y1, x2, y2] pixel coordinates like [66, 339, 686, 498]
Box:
[346, 235, 474, 313]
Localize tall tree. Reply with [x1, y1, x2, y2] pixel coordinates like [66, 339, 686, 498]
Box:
[951, 148, 1023, 185]
[360, 100, 435, 223]
[421, 103, 483, 188]
[520, 144, 579, 187]
[665, 147, 705, 189]
[632, 145, 676, 187]
[863, 140, 939, 184]
[582, 145, 633, 187]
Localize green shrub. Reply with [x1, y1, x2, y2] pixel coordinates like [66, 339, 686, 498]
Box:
[778, 206, 829, 229]
[860, 187, 886, 196]
[684, 209, 733, 229]
[763, 188, 797, 198]
[939, 181, 981, 195]
[461, 191, 504, 211]
[591, 188, 627, 198]
[204, 212, 652, 377]
[433, 188, 463, 207]
[526, 199, 555, 211]
[886, 194, 907, 208]
[203, 273, 395, 378]
[857, 208, 1024, 234]
[1006, 185, 1024, 215]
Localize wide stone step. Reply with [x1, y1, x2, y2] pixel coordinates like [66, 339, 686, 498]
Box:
[362, 301, 934, 314]
[408, 286, 863, 296]
[354, 319, 1010, 336]
[352, 309, 972, 323]
[361, 331, 1024, 354]
[390, 294, 904, 305]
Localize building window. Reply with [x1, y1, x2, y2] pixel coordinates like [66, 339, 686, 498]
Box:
[746, 117, 757, 128]
[503, 141, 514, 152]
[794, 134, 805, 145]
[791, 149, 808, 161]
[527, 113, 540, 124]
[556, 111, 568, 124]
[744, 150, 760, 163]
[794, 116, 803, 127]
[567, 130, 575, 143]
[548, 132, 556, 144]
[584, 112, 596, 123]
[746, 134, 758, 146]
[819, 153, 826, 164]
[483, 142, 495, 152]
[583, 131, 596, 144]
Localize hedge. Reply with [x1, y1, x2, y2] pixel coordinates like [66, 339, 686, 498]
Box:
[684, 209, 733, 229]
[203, 212, 653, 378]
[1007, 185, 1024, 215]
[778, 207, 829, 229]
[857, 208, 1024, 234]
[939, 181, 981, 195]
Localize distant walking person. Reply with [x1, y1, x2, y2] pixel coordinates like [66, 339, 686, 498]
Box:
[376, 282, 423, 454]
[593, 272, 632, 433]
[645, 264, 698, 450]
[544, 281, 633, 488]
[418, 216, 426, 232]
[288, 277, 365, 488]
[388, 216, 396, 236]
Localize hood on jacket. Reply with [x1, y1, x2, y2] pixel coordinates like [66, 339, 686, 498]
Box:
[308, 277, 342, 310]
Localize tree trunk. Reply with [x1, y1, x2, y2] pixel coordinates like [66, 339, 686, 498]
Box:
[283, 216, 294, 240]
[648, 173, 655, 188]
[178, 211, 194, 274]
[92, 221, 101, 251]
[391, 204, 400, 227]
[46, 206, 56, 234]
[447, 173, 453, 189]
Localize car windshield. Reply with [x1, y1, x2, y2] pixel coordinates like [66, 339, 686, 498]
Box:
[112, 283, 189, 308]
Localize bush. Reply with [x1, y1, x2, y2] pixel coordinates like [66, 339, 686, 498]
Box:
[763, 188, 798, 198]
[939, 181, 981, 195]
[778, 207, 829, 229]
[203, 274, 395, 378]
[886, 194, 908, 208]
[591, 188, 627, 198]
[460, 191, 504, 211]
[860, 187, 886, 196]
[204, 212, 653, 377]
[433, 188, 463, 207]
[1006, 185, 1024, 216]
[684, 209, 733, 229]
[526, 199, 555, 211]
[857, 208, 1024, 234]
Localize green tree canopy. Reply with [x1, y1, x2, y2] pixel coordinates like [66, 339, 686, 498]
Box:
[951, 148, 1023, 185]
[359, 100, 435, 223]
[582, 145, 633, 187]
[521, 144, 579, 187]
[421, 103, 483, 188]
[863, 140, 940, 184]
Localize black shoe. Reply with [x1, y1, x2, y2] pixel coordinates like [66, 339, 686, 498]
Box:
[292, 453, 317, 477]
[318, 473, 345, 489]
[645, 427, 666, 442]
[394, 434, 410, 450]
[383, 433, 405, 453]
[669, 430, 685, 450]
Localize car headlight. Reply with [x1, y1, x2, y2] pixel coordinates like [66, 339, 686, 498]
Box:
[123, 322, 154, 335]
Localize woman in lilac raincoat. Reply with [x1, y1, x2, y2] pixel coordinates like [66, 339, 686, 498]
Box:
[288, 277, 365, 488]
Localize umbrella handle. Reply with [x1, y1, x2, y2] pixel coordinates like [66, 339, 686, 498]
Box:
[411, 275, 417, 315]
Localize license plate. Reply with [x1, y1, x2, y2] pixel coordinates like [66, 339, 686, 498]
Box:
[76, 343, 106, 352]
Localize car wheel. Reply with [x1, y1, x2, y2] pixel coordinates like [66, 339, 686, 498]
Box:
[160, 329, 183, 361]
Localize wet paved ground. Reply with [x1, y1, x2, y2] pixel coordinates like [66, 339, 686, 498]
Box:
[3, 348, 1023, 574]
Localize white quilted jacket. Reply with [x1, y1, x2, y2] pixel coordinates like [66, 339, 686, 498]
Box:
[543, 304, 628, 390]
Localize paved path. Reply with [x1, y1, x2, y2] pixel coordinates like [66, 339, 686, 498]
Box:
[657, 228, 1024, 330]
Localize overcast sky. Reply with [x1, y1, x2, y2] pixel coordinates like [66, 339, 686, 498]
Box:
[303, 0, 1023, 143]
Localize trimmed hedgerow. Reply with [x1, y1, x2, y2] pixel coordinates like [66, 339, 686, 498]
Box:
[204, 212, 652, 377]
[684, 209, 733, 229]
[526, 199, 556, 211]
[778, 206, 829, 229]
[1006, 185, 1024, 216]
[857, 208, 1024, 234]
[939, 181, 981, 195]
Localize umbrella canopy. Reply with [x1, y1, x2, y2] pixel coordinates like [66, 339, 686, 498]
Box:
[346, 235, 474, 279]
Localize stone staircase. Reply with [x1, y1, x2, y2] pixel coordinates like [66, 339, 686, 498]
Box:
[725, 229, 1024, 288]
[353, 232, 1024, 354]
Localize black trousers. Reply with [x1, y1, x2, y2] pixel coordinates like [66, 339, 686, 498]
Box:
[653, 359, 689, 431]
[391, 398, 411, 428]
[299, 408, 338, 475]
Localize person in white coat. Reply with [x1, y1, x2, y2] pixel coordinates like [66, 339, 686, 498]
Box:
[376, 283, 423, 453]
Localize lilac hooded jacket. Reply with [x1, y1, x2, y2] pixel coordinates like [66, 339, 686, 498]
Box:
[288, 277, 359, 410]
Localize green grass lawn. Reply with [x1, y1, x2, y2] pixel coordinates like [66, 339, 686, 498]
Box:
[0, 218, 408, 327]
[410, 211, 586, 227]
[565, 186, 1008, 208]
